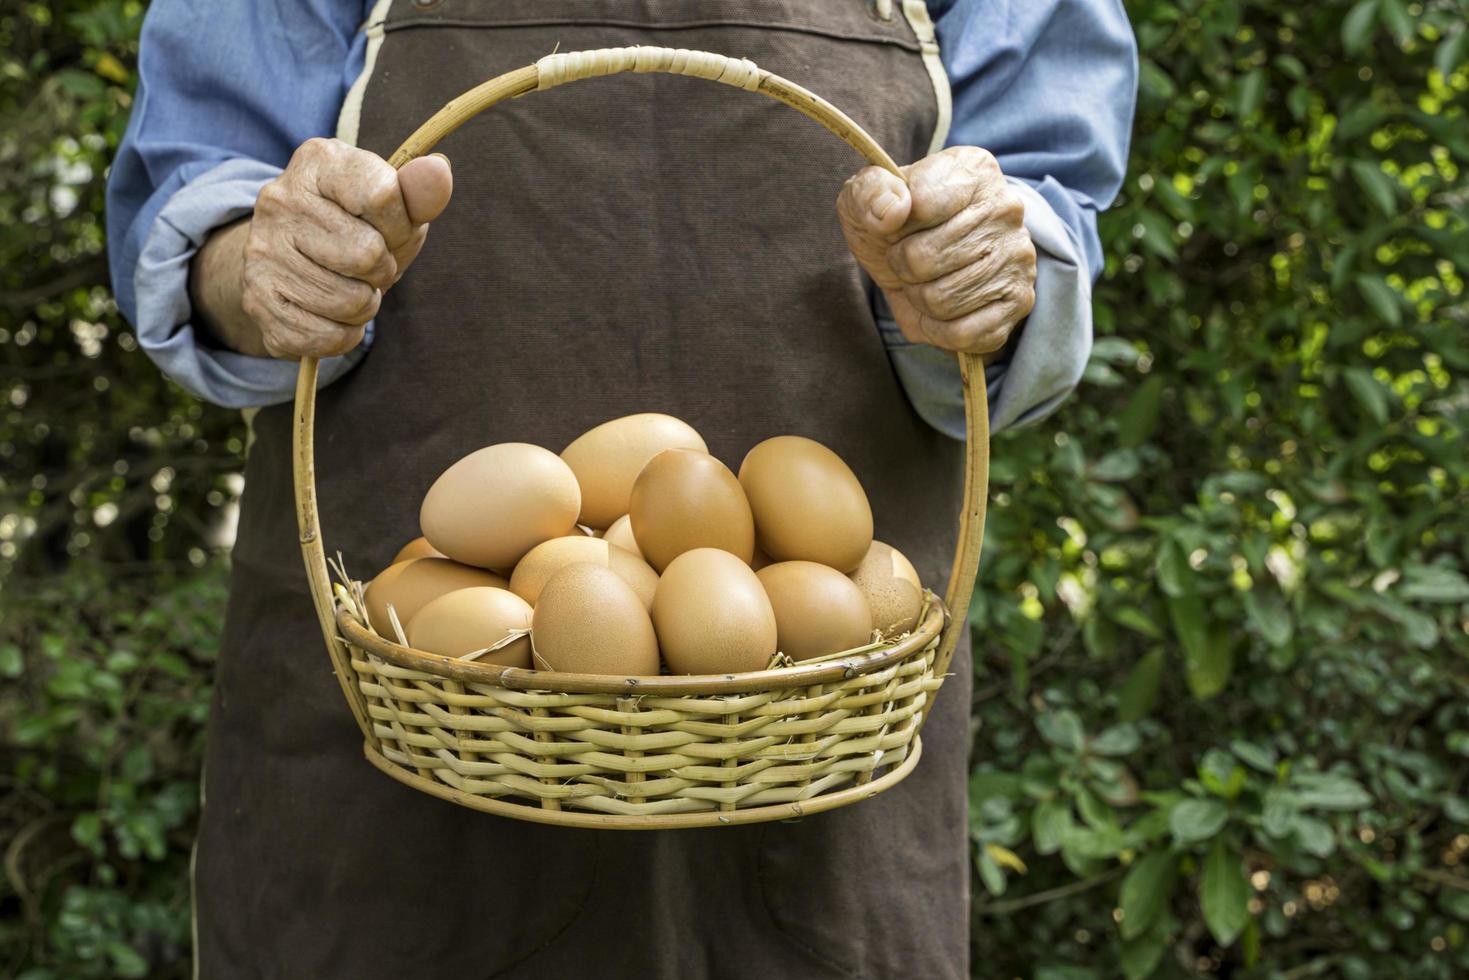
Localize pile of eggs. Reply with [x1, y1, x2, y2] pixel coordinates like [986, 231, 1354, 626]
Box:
[362, 414, 926, 677]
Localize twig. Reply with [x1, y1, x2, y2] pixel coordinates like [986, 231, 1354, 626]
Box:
[1, 255, 109, 309]
[975, 866, 1123, 916]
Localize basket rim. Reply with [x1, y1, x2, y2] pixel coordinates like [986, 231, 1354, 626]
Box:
[337, 597, 947, 696]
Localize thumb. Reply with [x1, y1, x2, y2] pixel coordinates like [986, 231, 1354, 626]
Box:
[398, 153, 453, 226]
[838, 165, 912, 238]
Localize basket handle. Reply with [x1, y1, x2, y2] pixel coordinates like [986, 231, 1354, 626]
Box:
[292, 47, 990, 740]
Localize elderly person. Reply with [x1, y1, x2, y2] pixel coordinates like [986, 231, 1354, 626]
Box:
[107, 1, 1135, 976]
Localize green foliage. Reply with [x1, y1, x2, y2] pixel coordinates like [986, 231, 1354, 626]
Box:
[1, 0, 1466, 977]
[969, 0, 1469, 976]
[2, 568, 222, 978]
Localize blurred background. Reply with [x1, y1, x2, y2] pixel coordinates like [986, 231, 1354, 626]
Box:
[1, 1, 1466, 977]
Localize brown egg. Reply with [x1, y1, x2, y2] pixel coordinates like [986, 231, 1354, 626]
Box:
[757, 561, 873, 660]
[738, 436, 873, 572]
[561, 414, 708, 529]
[531, 563, 660, 675]
[392, 536, 444, 563]
[630, 449, 755, 572]
[602, 514, 642, 558]
[405, 587, 532, 667]
[420, 443, 581, 570]
[363, 558, 508, 638]
[653, 548, 777, 675]
[509, 535, 658, 610]
[849, 541, 925, 637]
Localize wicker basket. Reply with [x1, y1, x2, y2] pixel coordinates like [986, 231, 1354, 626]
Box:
[291, 47, 991, 829]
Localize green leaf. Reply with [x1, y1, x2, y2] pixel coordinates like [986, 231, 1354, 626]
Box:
[1116, 376, 1165, 449]
[1155, 540, 1192, 599]
[1170, 798, 1229, 844]
[1119, 931, 1167, 980]
[1349, 160, 1398, 215]
[1341, 0, 1380, 55]
[1090, 449, 1141, 483]
[1120, 850, 1178, 939]
[1200, 838, 1250, 945]
[1292, 773, 1372, 810]
[1262, 789, 1299, 837]
[105, 942, 150, 979]
[1038, 709, 1085, 751]
[978, 850, 1007, 896]
[1111, 606, 1163, 640]
[1292, 815, 1336, 857]
[1139, 212, 1178, 262]
[1229, 739, 1277, 774]
[1241, 590, 1293, 648]
[1436, 28, 1468, 78]
[0, 643, 22, 678]
[1092, 724, 1141, 757]
[1139, 60, 1177, 101]
[1033, 799, 1073, 855]
[1378, 0, 1413, 45]
[1091, 337, 1141, 365]
[1242, 917, 1261, 969]
[1171, 599, 1232, 700]
[1118, 649, 1165, 722]
[1355, 275, 1403, 327]
[1342, 366, 1392, 423]
[1236, 69, 1265, 119]
[1397, 564, 1469, 603]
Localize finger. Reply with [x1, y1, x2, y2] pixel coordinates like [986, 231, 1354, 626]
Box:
[276, 248, 383, 326]
[259, 299, 367, 360]
[836, 166, 912, 291]
[291, 195, 398, 289]
[900, 238, 1026, 322]
[838, 165, 913, 240]
[886, 190, 1026, 284]
[904, 300, 1024, 356]
[899, 145, 1004, 234]
[398, 154, 453, 226]
[314, 146, 416, 251]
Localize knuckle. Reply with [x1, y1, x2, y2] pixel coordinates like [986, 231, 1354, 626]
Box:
[895, 238, 939, 281]
[255, 180, 288, 212]
[916, 279, 955, 319]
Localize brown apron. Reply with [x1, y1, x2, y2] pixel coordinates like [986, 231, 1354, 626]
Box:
[198, 2, 971, 976]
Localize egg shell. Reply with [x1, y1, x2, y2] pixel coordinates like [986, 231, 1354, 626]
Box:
[848, 541, 924, 637]
[630, 449, 755, 572]
[509, 535, 658, 610]
[756, 561, 873, 660]
[392, 536, 445, 564]
[531, 563, 660, 675]
[420, 443, 581, 570]
[363, 558, 508, 638]
[653, 548, 777, 675]
[738, 436, 873, 572]
[602, 514, 642, 558]
[405, 587, 533, 667]
[561, 414, 708, 530]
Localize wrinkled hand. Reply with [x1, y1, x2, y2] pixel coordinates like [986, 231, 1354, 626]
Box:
[838, 145, 1036, 358]
[239, 138, 453, 358]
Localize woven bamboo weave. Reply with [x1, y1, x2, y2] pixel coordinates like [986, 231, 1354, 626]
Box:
[292, 47, 991, 829]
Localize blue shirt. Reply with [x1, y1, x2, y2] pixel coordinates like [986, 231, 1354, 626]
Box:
[106, 0, 1136, 434]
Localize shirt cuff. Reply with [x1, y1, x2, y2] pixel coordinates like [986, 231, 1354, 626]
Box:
[133, 158, 374, 409]
[880, 176, 1093, 439]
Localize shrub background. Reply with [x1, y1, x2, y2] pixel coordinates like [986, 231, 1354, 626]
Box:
[2, 1, 1466, 977]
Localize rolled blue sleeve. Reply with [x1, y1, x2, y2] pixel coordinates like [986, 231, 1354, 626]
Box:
[106, 0, 371, 409]
[888, 0, 1137, 437]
